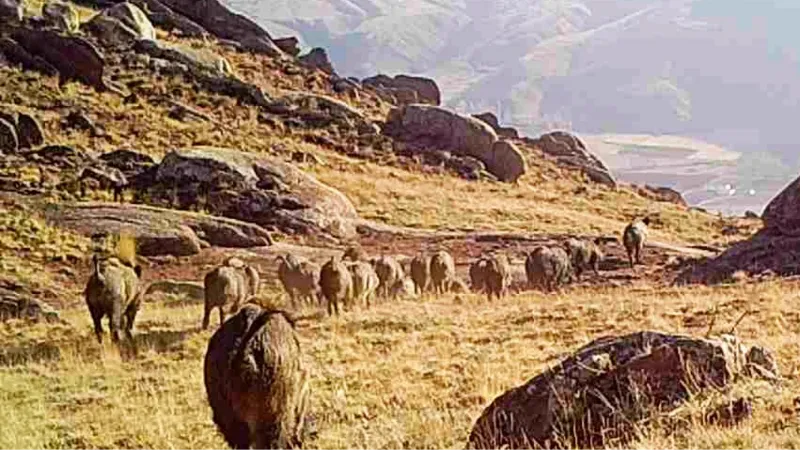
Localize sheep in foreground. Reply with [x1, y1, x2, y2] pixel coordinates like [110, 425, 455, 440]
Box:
[203, 259, 260, 329]
[84, 255, 143, 343]
[623, 217, 651, 268]
[204, 304, 311, 449]
[525, 246, 573, 292]
[277, 254, 321, 308]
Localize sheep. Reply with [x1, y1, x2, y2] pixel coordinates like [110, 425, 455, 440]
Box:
[470, 258, 488, 293]
[525, 246, 573, 293]
[204, 304, 311, 449]
[484, 253, 511, 301]
[409, 254, 430, 296]
[346, 261, 380, 308]
[84, 254, 143, 343]
[563, 238, 604, 280]
[203, 260, 260, 329]
[343, 245, 368, 262]
[371, 255, 404, 299]
[277, 254, 321, 308]
[319, 256, 352, 316]
[429, 250, 456, 294]
[623, 217, 651, 268]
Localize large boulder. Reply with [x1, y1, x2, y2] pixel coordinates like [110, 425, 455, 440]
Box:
[0, 0, 22, 25]
[45, 202, 274, 257]
[10, 28, 109, 92]
[42, 0, 80, 33]
[128, 0, 207, 38]
[468, 331, 778, 449]
[472, 112, 519, 139]
[16, 112, 44, 149]
[266, 92, 377, 136]
[525, 131, 616, 187]
[83, 2, 155, 46]
[363, 74, 441, 106]
[273, 36, 300, 57]
[0, 118, 18, 153]
[142, 147, 359, 240]
[133, 39, 231, 75]
[156, 0, 283, 56]
[763, 174, 800, 236]
[385, 105, 526, 182]
[298, 47, 334, 74]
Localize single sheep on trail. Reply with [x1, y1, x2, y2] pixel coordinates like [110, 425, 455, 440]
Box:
[203, 259, 260, 329]
[84, 254, 143, 343]
[429, 250, 456, 295]
[204, 304, 311, 449]
[346, 261, 380, 308]
[371, 255, 404, 299]
[319, 256, 352, 316]
[277, 254, 321, 308]
[564, 238, 603, 280]
[525, 246, 573, 293]
[409, 254, 430, 296]
[623, 217, 651, 268]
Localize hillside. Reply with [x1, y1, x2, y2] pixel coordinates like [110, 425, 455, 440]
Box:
[243, 0, 800, 213]
[0, 0, 795, 449]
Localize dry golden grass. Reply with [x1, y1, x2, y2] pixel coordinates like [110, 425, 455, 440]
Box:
[1, 279, 798, 449]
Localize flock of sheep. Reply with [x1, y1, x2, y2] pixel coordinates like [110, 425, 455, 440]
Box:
[81, 217, 651, 448]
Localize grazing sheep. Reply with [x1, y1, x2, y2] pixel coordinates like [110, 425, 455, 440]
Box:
[429, 250, 456, 294]
[484, 253, 511, 301]
[372, 255, 404, 299]
[84, 255, 143, 343]
[470, 258, 488, 293]
[623, 217, 651, 268]
[204, 304, 311, 449]
[563, 238, 604, 280]
[409, 254, 430, 296]
[343, 245, 368, 262]
[346, 261, 380, 308]
[203, 261, 260, 329]
[277, 254, 321, 308]
[319, 256, 352, 316]
[525, 246, 573, 292]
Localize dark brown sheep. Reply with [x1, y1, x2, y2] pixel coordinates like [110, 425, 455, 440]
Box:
[409, 254, 430, 296]
[204, 304, 311, 449]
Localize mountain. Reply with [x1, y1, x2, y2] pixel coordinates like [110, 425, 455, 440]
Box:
[225, 0, 800, 212]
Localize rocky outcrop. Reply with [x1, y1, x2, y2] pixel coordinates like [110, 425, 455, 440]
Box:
[636, 185, 687, 207]
[362, 74, 441, 106]
[0, 0, 23, 25]
[298, 47, 334, 74]
[83, 2, 155, 47]
[525, 131, 616, 187]
[273, 36, 300, 57]
[139, 147, 359, 240]
[45, 202, 274, 257]
[472, 112, 519, 139]
[156, 0, 283, 56]
[42, 0, 80, 33]
[266, 93, 378, 136]
[0, 117, 18, 153]
[385, 105, 526, 182]
[133, 39, 231, 76]
[0, 37, 59, 76]
[10, 28, 110, 92]
[128, 0, 206, 38]
[16, 112, 44, 149]
[468, 331, 778, 449]
[0, 284, 61, 323]
[98, 148, 155, 179]
[677, 171, 800, 284]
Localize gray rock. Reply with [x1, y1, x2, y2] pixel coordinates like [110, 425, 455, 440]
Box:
[363, 74, 441, 106]
[298, 47, 334, 74]
[472, 112, 519, 139]
[0, 118, 18, 153]
[0, 0, 23, 26]
[16, 112, 44, 149]
[273, 36, 300, 56]
[526, 131, 616, 187]
[129, 0, 207, 38]
[84, 2, 155, 47]
[469, 331, 779, 449]
[133, 39, 231, 75]
[0, 287, 61, 324]
[42, 0, 80, 33]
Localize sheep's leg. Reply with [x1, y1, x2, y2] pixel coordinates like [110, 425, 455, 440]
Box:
[202, 303, 212, 330]
[109, 300, 123, 343]
[218, 306, 226, 327]
[123, 302, 139, 341]
[89, 305, 104, 343]
[628, 250, 635, 269]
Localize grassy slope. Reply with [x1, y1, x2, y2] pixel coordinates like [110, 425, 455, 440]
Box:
[0, 3, 783, 449]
